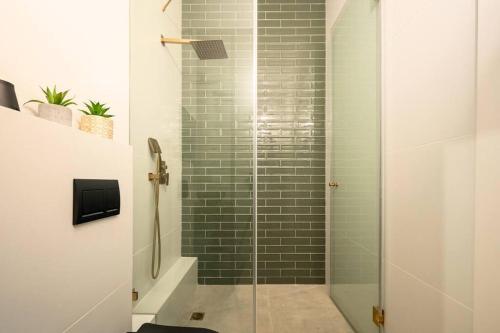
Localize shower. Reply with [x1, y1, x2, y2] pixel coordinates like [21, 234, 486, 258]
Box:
[160, 36, 228, 60]
[160, 0, 228, 60]
[131, 0, 381, 331]
[148, 138, 169, 279]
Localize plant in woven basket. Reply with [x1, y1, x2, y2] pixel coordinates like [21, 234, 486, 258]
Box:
[79, 100, 114, 139]
[79, 100, 114, 118]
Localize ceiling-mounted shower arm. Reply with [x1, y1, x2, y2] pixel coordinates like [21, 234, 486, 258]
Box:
[162, 0, 173, 12]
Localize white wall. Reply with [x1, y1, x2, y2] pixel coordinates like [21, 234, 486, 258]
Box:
[130, 0, 183, 304]
[0, 0, 129, 143]
[0, 108, 133, 333]
[0, 1, 132, 331]
[474, 1, 500, 331]
[382, 0, 476, 332]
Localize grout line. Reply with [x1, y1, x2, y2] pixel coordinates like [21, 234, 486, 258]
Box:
[61, 281, 129, 333]
[385, 134, 475, 156]
[342, 237, 380, 258]
[387, 261, 474, 312]
[134, 228, 181, 256]
[470, 0, 478, 315]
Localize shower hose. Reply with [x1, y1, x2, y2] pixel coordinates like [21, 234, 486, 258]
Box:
[151, 157, 162, 280]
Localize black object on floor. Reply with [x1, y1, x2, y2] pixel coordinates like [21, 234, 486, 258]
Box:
[135, 323, 218, 333]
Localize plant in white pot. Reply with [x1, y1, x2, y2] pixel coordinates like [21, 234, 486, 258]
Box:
[79, 100, 114, 139]
[24, 86, 76, 126]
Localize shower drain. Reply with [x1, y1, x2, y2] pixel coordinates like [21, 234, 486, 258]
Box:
[190, 312, 205, 321]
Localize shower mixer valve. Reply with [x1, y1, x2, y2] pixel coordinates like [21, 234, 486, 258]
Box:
[148, 160, 169, 185]
[147, 137, 169, 186]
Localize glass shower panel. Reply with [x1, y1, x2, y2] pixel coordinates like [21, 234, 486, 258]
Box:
[255, 0, 328, 331]
[329, 0, 380, 332]
[181, 1, 256, 332]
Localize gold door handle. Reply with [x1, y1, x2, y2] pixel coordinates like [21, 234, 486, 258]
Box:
[329, 181, 340, 189]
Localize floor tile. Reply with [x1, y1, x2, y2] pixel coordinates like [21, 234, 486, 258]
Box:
[173, 285, 353, 333]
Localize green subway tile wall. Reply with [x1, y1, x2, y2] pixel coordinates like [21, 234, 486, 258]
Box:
[182, 0, 326, 285]
[257, 0, 326, 284]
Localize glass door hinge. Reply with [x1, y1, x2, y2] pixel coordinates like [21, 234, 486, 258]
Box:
[373, 306, 385, 327]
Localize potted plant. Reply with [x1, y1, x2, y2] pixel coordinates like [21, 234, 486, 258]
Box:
[24, 86, 76, 126]
[79, 100, 114, 139]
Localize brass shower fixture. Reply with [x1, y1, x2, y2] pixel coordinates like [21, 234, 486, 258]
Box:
[160, 36, 193, 46]
[160, 0, 228, 60]
[162, 0, 173, 12]
[160, 35, 229, 60]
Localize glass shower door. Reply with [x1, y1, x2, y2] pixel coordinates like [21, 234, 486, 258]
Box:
[329, 0, 381, 332]
[180, 1, 258, 332]
[130, 0, 257, 332]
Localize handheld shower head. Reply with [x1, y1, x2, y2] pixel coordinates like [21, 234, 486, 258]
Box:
[147, 137, 168, 280]
[148, 137, 168, 186]
[148, 138, 162, 154]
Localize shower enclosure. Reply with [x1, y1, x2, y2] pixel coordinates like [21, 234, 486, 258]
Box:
[130, 0, 381, 332]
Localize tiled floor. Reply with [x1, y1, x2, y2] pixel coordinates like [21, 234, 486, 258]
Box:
[176, 285, 354, 333]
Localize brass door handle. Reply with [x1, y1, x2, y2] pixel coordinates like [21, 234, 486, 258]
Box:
[329, 181, 340, 189]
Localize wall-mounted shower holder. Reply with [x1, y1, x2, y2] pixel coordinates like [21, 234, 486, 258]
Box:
[148, 161, 169, 185]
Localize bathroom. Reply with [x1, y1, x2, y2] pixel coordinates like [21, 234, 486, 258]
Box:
[0, 0, 498, 332]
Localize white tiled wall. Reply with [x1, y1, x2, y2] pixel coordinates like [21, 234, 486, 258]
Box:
[382, 0, 476, 331]
[474, 1, 500, 331]
[0, 0, 131, 331]
[130, 0, 183, 304]
[0, 108, 133, 333]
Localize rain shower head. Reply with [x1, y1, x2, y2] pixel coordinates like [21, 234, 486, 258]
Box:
[161, 36, 228, 60]
[191, 40, 228, 60]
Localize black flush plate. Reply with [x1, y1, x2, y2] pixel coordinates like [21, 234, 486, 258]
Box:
[73, 179, 120, 225]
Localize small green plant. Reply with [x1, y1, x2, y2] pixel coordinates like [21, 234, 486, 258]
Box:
[79, 100, 114, 118]
[24, 86, 76, 107]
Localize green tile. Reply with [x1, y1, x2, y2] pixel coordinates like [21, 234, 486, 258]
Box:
[182, 0, 326, 285]
[296, 277, 325, 284]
